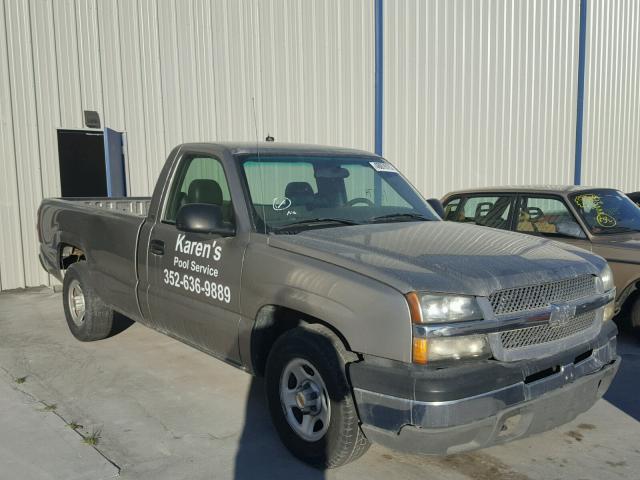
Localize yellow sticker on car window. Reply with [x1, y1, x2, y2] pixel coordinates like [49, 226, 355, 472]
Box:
[574, 194, 617, 227]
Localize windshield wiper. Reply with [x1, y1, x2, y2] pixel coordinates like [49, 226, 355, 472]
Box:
[368, 212, 431, 223]
[272, 218, 362, 233]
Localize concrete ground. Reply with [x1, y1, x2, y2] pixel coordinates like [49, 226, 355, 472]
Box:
[0, 288, 638, 480]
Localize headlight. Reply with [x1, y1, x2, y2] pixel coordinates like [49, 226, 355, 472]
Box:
[600, 264, 615, 292]
[407, 292, 483, 323]
[412, 334, 491, 364]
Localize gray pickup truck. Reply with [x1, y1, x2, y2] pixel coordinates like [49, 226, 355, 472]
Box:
[38, 142, 619, 468]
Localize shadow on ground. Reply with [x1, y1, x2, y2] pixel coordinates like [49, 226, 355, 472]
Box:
[604, 329, 640, 421]
[233, 377, 325, 480]
[110, 312, 135, 337]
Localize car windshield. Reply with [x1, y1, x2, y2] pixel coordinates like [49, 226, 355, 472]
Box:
[238, 155, 438, 233]
[570, 190, 640, 234]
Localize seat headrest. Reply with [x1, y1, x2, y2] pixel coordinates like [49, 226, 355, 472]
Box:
[187, 179, 223, 205]
[285, 182, 314, 198]
[285, 182, 314, 207]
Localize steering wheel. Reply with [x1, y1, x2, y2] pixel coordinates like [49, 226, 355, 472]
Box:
[345, 197, 375, 207]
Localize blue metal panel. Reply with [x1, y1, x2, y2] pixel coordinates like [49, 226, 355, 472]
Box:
[374, 0, 383, 156]
[574, 0, 588, 185]
[104, 128, 126, 196]
[374, 0, 383, 205]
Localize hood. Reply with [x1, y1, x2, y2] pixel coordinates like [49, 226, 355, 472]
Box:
[268, 221, 605, 296]
[591, 231, 640, 245]
[591, 232, 640, 262]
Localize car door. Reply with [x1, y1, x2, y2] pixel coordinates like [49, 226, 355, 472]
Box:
[514, 195, 592, 250]
[146, 151, 246, 363]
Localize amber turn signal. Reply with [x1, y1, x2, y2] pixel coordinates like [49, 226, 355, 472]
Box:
[412, 337, 428, 364]
[406, 291, 424, 324]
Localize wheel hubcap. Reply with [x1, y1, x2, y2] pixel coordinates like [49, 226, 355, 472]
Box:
[280, 358, 330, 442]
[67, 279, 86, 327]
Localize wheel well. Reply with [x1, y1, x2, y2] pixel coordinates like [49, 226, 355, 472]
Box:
[250, 305, 353, 376]
[59, 244, 86, 271]
[618, 280, 640, 311]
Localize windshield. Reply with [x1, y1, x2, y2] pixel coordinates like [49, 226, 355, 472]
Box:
[238, 155, 437, 233]
[570, 190, 640, 234]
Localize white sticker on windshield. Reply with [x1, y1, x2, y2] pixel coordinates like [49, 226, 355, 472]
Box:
[369, 161, 398, 173]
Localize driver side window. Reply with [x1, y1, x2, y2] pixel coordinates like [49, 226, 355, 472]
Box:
[163, 155, 233, 224]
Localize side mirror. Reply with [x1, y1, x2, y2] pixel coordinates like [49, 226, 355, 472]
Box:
[427, 198, 445, 218]
[176, 203, 235, 236]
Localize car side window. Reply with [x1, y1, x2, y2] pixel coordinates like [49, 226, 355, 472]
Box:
[451, 196, 513, 229]
[443, 198, 462, 220]
[516, 196, 585, 238]
[163, 155, 233, 224]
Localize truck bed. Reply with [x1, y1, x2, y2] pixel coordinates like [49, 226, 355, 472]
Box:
[52, 197, 151, 216]
[38, 197, 151, 320]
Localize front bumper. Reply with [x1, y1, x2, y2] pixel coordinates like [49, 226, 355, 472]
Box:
[352, 330, 619, 455]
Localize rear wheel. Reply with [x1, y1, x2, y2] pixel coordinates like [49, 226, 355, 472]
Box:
[265, 325, 369, 468]
[62, 262, 114, 341]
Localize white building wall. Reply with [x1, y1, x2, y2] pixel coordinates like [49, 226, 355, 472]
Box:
[581, 0, 640, 191]
[1, 0, 639, 291]
[0, 0, 374, 290]
[382, 0, 581, 198]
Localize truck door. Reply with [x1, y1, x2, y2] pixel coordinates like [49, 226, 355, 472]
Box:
[146, 153, 246, 363]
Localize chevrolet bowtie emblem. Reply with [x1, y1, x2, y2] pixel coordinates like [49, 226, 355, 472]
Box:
[549, 304, 576, 328]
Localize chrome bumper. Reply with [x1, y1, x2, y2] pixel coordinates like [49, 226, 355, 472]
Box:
[354, 336, 619, 455]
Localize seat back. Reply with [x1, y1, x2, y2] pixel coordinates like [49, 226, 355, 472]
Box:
[285, 182, 315, 207]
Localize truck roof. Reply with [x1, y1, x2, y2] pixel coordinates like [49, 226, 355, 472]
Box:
[444, 184, 620, 197]
[179, 141, 379, 158]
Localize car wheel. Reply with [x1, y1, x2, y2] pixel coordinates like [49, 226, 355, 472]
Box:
[631, 295, 640, 332]
[62, 262, 114, 341]
[265, 324, 370, 468]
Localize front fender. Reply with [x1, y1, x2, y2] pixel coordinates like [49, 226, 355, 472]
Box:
[239, 242, 413, 365]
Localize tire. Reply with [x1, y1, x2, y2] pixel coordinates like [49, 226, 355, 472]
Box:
[631, 296, 640, 331]
[62, 262, 114, 341]
[265, 324, 370, 468]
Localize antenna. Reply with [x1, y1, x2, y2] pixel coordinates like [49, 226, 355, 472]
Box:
[252, 97, 268, 234]
[251, 97, 260, 144]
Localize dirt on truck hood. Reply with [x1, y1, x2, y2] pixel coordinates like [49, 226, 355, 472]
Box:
[268, 221, 605, 296]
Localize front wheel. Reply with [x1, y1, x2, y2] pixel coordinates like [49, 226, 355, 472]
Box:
[630, 295, 640, 333]
[265, 325, 370, 468]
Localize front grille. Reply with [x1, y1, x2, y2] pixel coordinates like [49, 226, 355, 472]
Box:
[500, 310, 597, 350]
[489, 274, 597, 316]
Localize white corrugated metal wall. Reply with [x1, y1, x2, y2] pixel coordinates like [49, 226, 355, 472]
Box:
[582, 0, 640, 190]
[0, 0, 374, 290]
[382, 0, 581, 198]
[1, 0, 639, 291]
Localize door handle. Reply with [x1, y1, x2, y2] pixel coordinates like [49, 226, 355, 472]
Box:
[149, 239, 165, 256]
